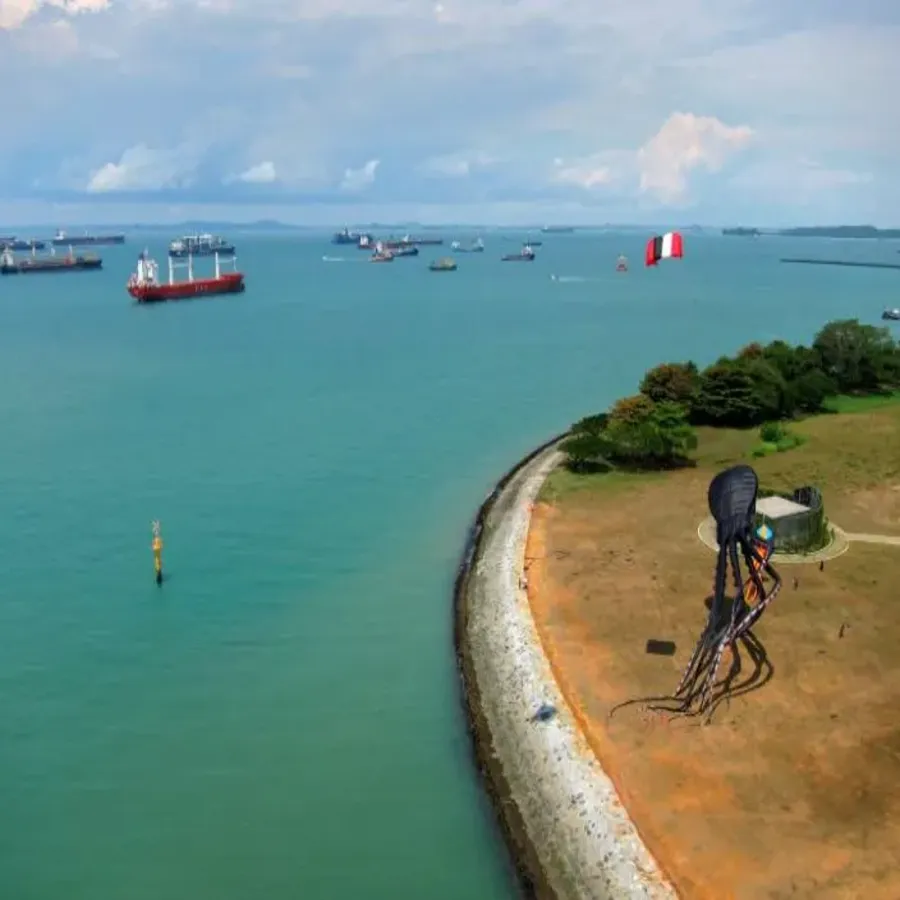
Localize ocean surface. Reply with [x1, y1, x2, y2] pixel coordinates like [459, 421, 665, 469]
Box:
[1, 230, 897, 899]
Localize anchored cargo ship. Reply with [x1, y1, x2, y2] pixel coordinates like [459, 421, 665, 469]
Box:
[169, 234, 234, 257]
[369, 241, 394, 262]
[0, 238, 46, 251]
[51, 229, 125, 246]
[378, 234, 443, 249]
[451, 238, 484, 252]
[428, 257, 457, 271]
[127, 249, 244, 302]
[501, 244, 536, 261]
[333, 227, 372, 245]
[1, 247, 101, 274]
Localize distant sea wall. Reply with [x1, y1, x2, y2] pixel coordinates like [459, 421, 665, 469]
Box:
[453, 436, 675, 900]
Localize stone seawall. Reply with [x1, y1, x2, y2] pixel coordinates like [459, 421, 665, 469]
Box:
[453, 440, 676, 900]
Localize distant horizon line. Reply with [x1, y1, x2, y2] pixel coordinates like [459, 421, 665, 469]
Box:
[2, 221, 898, 233]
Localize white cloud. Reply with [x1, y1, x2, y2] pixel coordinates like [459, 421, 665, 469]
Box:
[732, 158, 873, 193]
[339, 159, 379, 192]
[0, 0, 108, 30]
[86, 143, 199, 192]
[637, 112, 753, 203]
[551, 155, 617, 190]
[0, 1, 897, 223]
[418, 152, 496, 178]
[237, 161, 277, 184]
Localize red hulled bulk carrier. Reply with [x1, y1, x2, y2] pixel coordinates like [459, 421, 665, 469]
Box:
[127, 249, 245, 303]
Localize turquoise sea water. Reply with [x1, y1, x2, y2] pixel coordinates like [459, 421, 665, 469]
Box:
[1, 230, 898, 899]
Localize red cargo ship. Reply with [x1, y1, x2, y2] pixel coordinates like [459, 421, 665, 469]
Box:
[127, 249, 244, 302]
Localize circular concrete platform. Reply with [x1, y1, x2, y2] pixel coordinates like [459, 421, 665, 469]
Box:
[696, 516, 851, 564]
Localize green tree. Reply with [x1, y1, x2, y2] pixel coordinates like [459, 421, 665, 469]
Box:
[787, 368, 836, 413]
[571, 413, 608, 434]
[692, 358, 787, 426]
[639, 362, 700, 406]
[762, 341, 821, 381]
[812, 319, 898, 392]
[737, 342, 765, 361]
[564, 399, 697, 470]
[608, 393, 657, 425]
[562, 413, 610, 471]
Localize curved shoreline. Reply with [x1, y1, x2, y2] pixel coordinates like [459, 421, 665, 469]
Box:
[454, 439, 676, 900]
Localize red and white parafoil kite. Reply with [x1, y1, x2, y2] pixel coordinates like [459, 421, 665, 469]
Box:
[645, 231, 684, 267]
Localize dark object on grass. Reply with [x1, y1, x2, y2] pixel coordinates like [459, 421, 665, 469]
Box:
[645, 639, 676, 656]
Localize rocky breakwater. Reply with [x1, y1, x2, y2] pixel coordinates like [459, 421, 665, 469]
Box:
[454, 440, 676, 900]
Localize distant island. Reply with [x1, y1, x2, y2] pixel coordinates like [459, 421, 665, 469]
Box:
[723, 225, 900, 239]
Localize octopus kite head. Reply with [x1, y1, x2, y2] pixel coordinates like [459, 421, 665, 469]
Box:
[708, 464, 759, 542]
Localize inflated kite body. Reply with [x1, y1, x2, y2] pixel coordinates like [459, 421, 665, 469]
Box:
[670, 464, 783, 717]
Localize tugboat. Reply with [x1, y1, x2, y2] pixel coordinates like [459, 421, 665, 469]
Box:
[501, 244, 535, 262]
[127, 249, 244, 302]
[616, 254, 628, 272]
[428, 257, 457, 271]
[883, 308, 900, 321]
[168, 234, 234, 257]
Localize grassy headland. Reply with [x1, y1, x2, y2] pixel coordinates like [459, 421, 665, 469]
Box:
[525, 317, 900, 898]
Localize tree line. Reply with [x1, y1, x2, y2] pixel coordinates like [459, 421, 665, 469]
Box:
[563, 318, 900, 471]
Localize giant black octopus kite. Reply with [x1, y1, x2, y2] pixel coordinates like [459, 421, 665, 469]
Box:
[615, 464, 783, 721]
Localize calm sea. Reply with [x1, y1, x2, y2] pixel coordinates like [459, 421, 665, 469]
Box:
[1, 230, 897, 899]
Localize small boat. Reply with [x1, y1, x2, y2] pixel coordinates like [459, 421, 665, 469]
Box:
[616, 254, 628, 272]
[391, 245, 419, 257]
[883, 308, 900, 321]
[502, 244, 535, 262]
[429, 257, 457, 271]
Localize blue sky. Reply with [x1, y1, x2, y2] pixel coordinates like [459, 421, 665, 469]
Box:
[1, 0, 898, 225]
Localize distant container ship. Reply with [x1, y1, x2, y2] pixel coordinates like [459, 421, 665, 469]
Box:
[0, 238, 46, 251]
[169, 234, 235, 257]
[540, 225, 574, 233]
[1, 247, 101, 274]
[128, 249, 244, 302]
[51, 229, 125, 246]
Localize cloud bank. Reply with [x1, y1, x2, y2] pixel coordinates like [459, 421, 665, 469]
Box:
[1, 0, 897, 223]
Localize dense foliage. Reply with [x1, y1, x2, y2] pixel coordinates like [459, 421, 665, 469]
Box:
[563, 318, 899, 472]
[562, 396, 697, 471]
